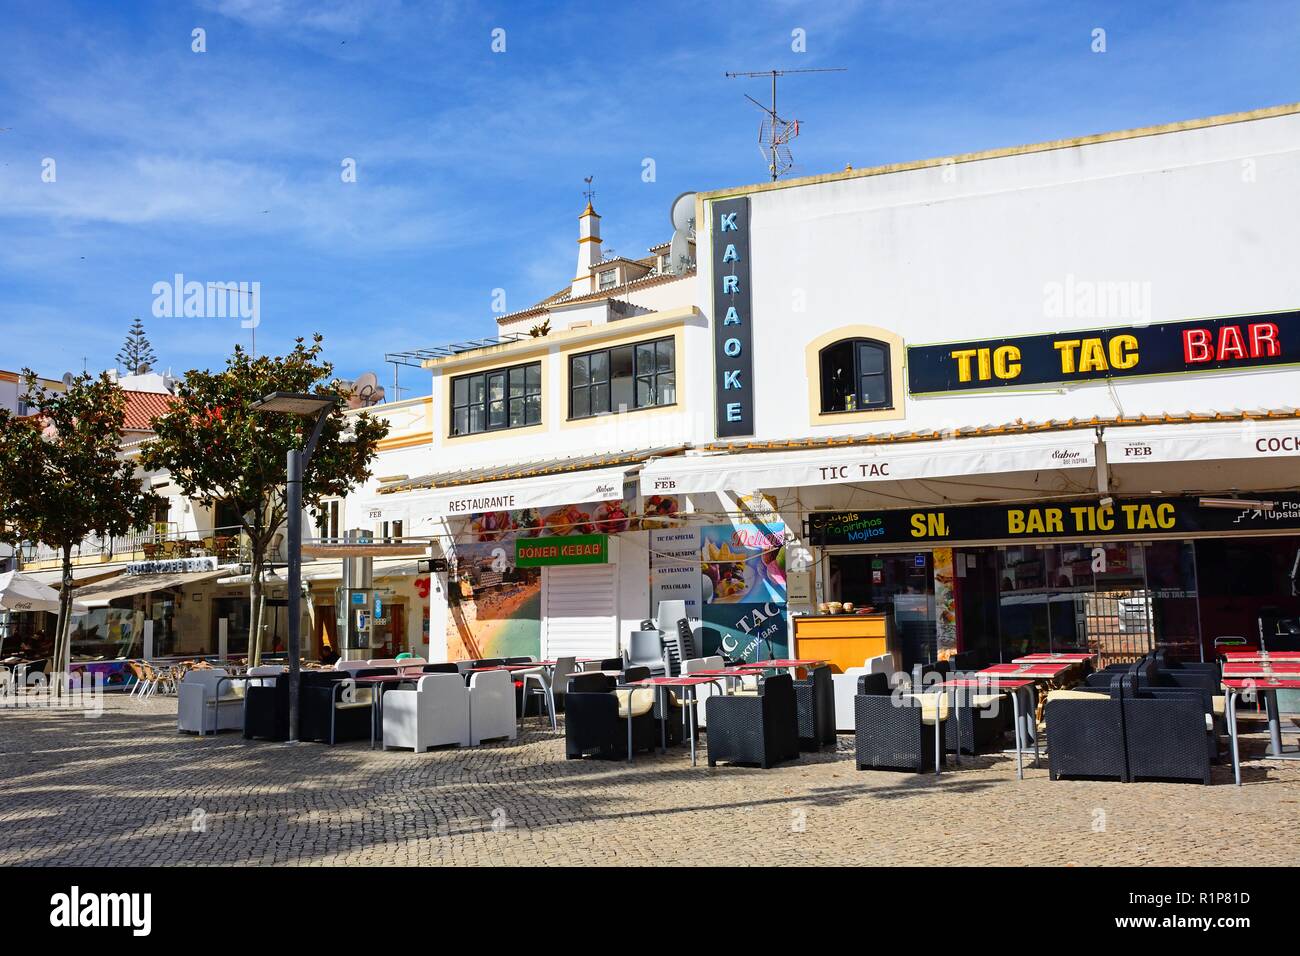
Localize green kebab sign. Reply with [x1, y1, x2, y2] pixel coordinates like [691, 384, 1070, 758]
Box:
[515, 534, 609, 567]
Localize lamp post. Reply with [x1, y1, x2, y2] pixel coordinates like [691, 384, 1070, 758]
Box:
[249, 391, 339, 744]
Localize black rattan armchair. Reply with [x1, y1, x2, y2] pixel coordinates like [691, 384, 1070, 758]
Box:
[564, 673, 656, 760]
[243, 677, 290, 741]
[793, 664, 836, 750]
[1044, 677, 1128, 782]
[854, 673, 944, 773]
[705, 673, 800, 768]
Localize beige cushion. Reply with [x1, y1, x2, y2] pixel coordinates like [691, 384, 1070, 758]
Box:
[1046, 689, 1110, 702]
[1211, 695, 1225, 717]
[902, 693, 950, 724]
[614, 688, 655, 718]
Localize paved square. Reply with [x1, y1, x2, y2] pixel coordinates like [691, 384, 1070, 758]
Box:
[1, 695, 1297, 866]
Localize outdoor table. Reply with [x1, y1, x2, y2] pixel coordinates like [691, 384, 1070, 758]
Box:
[1222, 677, 1300, 786]
[1011, 653, 1094, 664]
[978, 663, 1072, 751]
[619, 676, 721, 766]
[934, 678, 1038, 779]
[354, 674, 422, 749]
[1223, 650, 1300, 663]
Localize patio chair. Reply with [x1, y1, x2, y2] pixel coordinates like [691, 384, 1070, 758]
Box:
[627, 628, 669, 676]
[682, 656, 725, 728]
[243, 677, 291, 741]
[422, 662, 461, 674]
[177, 668, 243, 735]
[832, 654, 895, 732]
[793, 664, 836, 750]
[943, 685, 1012, 755]
[382, 673, 471, 751]
[301, 670, 377, 744]
[564, 673, 656, 760]
[706, 673, 800, 769]
[854, 673, 946, 773]
[1044, 677, 1129, 782]
[1120, 676, 1214, 784]
[468, 669, 517, 744]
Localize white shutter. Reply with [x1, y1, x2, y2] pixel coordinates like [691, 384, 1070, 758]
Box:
[542, 564, 618, 660]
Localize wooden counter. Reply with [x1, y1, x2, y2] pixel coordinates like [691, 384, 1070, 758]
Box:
[791, 613, 896, 674]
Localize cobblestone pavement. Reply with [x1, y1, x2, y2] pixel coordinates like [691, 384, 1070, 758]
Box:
[1, 695, 1297, 867]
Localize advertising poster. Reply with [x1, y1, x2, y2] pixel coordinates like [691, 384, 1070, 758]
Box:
[699, 522, 789, 662]
[933, 547, 957, 654]
[649, 527, 702, 620]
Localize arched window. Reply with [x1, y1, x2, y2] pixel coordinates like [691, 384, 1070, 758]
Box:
[819, 338, 891, 413]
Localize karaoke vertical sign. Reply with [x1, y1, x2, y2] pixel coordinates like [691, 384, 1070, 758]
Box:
[712, 196, 754, 438]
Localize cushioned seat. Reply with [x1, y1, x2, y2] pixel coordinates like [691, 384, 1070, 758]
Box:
[614, 687, 656, 718]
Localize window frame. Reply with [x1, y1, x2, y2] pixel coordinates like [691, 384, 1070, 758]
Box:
[449, 360, 542, 437]
[818, 337, 892, 413]
[568, 335, 676, 420]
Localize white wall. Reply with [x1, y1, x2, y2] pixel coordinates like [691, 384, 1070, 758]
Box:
[696, 109, 1300, 442]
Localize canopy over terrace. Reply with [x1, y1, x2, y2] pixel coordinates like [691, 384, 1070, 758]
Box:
[373, 446, 687, 525]
[636, 409, 1300, 515]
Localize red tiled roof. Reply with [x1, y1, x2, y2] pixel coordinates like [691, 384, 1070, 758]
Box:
[121, 391, 175, 432]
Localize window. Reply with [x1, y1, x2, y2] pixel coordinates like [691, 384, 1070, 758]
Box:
[819, 338, 891, 412]
[450, 361, 541, 435]
[380, 519, 403, 543]
[316, 500, 341, 540]
[570, 337, 675, 419]
[598, 269, 618, 290]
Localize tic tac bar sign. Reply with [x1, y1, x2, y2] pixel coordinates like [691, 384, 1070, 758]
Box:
[515, 534, 608, 567]
[907, 308, 1300, 394]
[806, 491, 1300, 546]
[712, 196, 754, 437]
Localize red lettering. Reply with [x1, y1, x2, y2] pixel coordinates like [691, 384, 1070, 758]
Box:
[1183, 328, 1212, 363]
[1250, 322, 1281, 358]
[1217, 324, 1247, 361]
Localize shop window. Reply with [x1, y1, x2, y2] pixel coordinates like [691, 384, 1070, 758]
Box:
[450, 361, 541, 436]
[570, 336, 675, 419]
[819, 338, 891, 412]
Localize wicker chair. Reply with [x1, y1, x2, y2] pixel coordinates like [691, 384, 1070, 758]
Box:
[793, 664, 836, 750]
[705, 673, 800, 768]
[563, 673, 656, 760]
[943, 687, 1013, 755]
[1121, 678, 1215, 784]
[1044, 676, 1129, 782]
[854, 673, 945, 773]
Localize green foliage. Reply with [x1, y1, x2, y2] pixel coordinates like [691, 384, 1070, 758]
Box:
[117, 317, 158, 375]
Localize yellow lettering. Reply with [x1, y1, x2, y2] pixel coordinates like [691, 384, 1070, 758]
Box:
[1109, 334, 1139, 369]
[951, 349, 978, 383]
[910, 513, 928, 537]
[1054, 339, 1081, 374]
[977, 348, 992, 382]
[1007, 510, 1025, 535]
[1045, 509, 1064, 533]
[1078, 337, 1109, 373]
[993, 345, 1021, 380]
[1157, 503, 1175, 529]
[1097, 505, 1115, 531]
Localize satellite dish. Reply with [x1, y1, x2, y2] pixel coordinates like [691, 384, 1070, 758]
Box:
[347, 371, 385, 409]
[666, 192, 697, 275]
[670, 192, 696, 234]
[61, 372, 74, 387]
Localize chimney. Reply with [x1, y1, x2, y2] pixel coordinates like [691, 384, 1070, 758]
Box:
[572, 200, 602, 297]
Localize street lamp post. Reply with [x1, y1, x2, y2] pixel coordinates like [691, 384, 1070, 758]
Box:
[249, 391, 339, 744]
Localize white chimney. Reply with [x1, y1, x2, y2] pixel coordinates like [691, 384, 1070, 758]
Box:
[572, 201, 602, 297]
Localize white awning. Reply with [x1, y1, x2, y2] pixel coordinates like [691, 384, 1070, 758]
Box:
[413, 466, 632, 521]
[70, 569, 228, 608]
[638, 433, 1097, 496]
[1105, 419, 1300, 465]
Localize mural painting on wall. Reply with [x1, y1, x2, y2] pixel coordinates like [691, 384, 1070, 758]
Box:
[699, 521, 789, 663]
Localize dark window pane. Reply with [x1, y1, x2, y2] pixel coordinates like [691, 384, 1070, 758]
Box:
[488, 399, 505, 427]
[453, 407, 468, 435]
[469, 404, 485, 433]
[525, 393, 541, 424]
[572, 355, 588, 387]
[453, 377, 468, 406]
[610, 345, 634, 381]
[488, 372, 505, 402]
[859, 343, 886, 375]
[862, 373, 888, 406]
[820, 341, 854, 412]
[636, 376, 654, 408]
[508, 397, 524, 427]
[509, 366, 525, 397]
[656, 338, 674, 372]
[657, 372, 676, 405]
[469, 375, 486, 404]
[590, 351, 608, 383]
[635, 342, 655, 376]
[612, 376, 634, 412]
[572, 387, 590, 418]
[526, 363, 541, 391]
[592, 384, 610, 415]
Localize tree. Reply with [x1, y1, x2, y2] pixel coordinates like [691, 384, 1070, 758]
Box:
[117, 317, 157, 375]
[141, 335, 389, 665]
[0, 373, 162, 681]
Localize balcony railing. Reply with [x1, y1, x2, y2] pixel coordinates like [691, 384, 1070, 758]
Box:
[22, 524, 283, 569]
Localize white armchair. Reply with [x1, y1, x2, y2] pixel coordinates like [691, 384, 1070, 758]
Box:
[832, 655, 898, 732]
[382, 674, 470, 752]
[468, 669, 517, 744]
[177, 668, 243, 735]
[682, 655, 726, 727]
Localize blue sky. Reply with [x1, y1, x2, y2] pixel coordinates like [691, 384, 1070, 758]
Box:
[1, 0, 1298, 398]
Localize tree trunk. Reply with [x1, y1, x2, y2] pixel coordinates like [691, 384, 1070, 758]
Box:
[54, 543, 74, 693]
[248, 563, 263, 667]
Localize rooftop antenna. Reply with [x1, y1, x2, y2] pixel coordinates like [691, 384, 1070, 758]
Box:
[725, 67, 846, 180]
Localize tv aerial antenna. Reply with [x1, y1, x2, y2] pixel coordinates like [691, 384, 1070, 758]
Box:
[725, 68, 846, 181]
